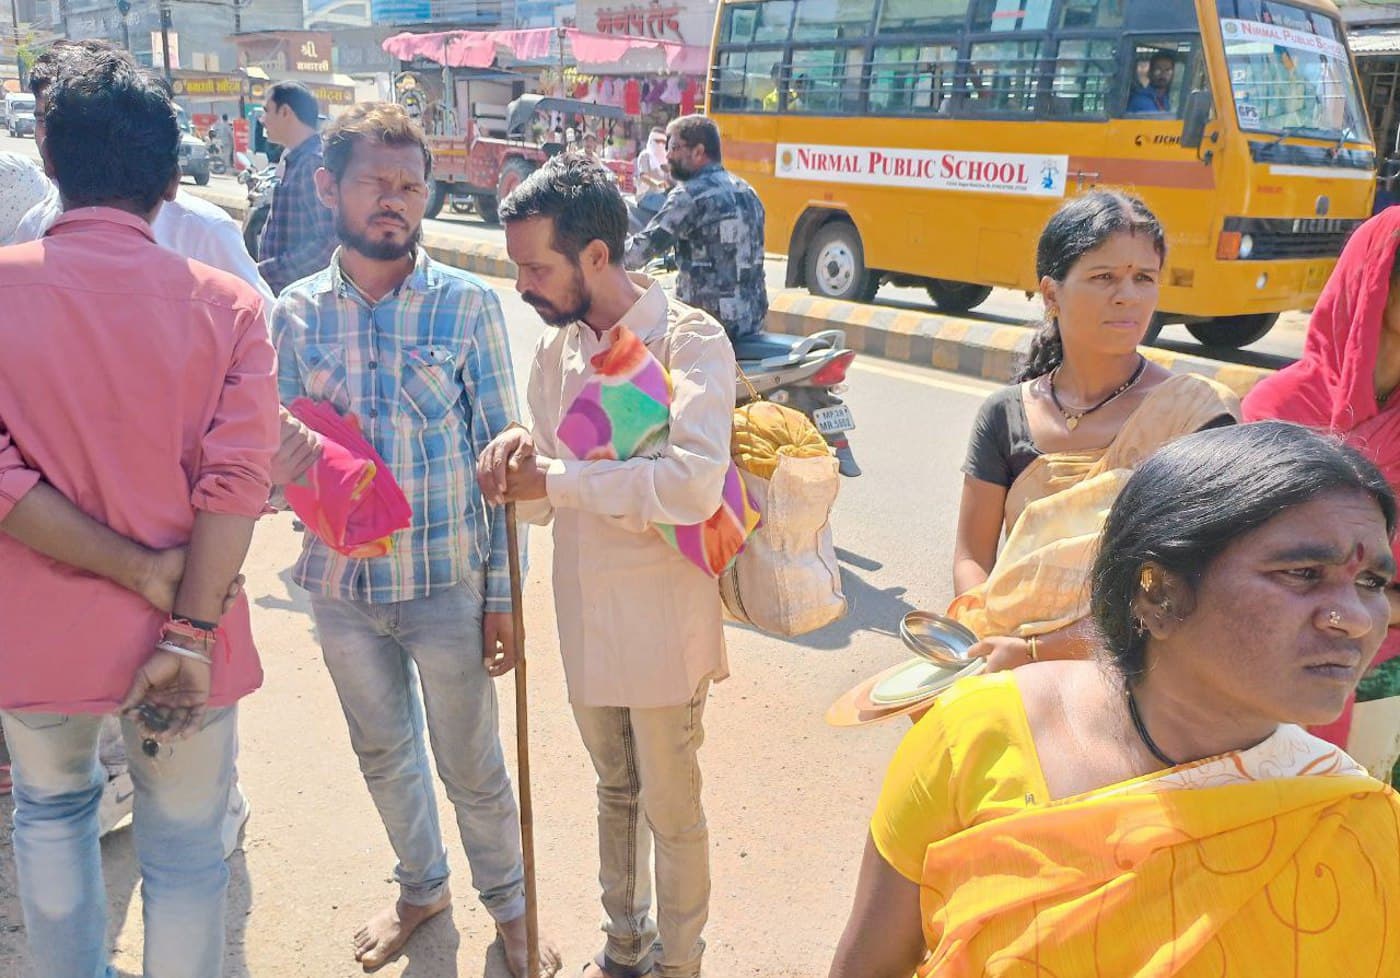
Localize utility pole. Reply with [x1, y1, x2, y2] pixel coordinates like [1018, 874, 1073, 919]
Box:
[116, 0, 130, 52]
[233, 0, 243, 118]
[9, 0, 21, 88]
[159, 0, 172, 78]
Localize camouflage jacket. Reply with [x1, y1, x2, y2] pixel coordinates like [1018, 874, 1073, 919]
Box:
[625, 163, 768, 339]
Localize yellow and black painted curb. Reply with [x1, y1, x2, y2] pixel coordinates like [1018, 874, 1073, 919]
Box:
[201, 186, 1273, 399]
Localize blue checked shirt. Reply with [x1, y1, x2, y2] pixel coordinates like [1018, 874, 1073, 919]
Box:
[258, 134, 338, 296]
[270, 248, 521, 610]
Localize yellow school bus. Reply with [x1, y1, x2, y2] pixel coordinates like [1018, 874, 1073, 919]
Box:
[707, 0, 1374, 347]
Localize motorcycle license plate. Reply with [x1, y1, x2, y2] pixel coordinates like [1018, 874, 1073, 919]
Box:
[812, 404, 855, 434]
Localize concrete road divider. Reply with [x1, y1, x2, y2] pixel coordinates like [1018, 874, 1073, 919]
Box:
[200, 183, 1273, 399]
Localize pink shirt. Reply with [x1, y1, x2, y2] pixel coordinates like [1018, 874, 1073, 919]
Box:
[0, 209, 279, 713]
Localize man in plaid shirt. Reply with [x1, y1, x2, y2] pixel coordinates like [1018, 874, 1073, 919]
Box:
[270, 103, 556, 976]
[258, 81, 337, 295]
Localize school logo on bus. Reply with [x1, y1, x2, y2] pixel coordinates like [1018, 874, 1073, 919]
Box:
[774, 143, 1068, 198]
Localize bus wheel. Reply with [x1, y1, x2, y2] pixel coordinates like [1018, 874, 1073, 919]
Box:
[475, 195, 500, 224]
[1185, 313, 1279, 349]
[425, 178, 447, 219]
[1139, 312, 1168, 346]
[806, 223, 876, 302]
[926, 280, 992, 313]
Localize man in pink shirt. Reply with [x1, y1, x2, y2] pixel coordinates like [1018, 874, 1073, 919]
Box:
[0, 55, 278, 977]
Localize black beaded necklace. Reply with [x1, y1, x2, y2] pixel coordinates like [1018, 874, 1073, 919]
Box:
[1126, 688, 1177, 767]
[1049, 355, 1148, 431]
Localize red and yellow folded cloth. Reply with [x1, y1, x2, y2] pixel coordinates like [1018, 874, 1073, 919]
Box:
[282, 397, 413, 558]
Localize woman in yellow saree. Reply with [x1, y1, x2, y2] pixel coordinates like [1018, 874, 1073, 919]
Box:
[952, 191, 1236, 668]
[829, 423, 1400, 977]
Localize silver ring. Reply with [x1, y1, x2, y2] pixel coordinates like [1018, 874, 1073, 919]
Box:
[1327, 610, 1342, 627]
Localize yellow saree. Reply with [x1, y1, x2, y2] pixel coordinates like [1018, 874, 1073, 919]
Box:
[949, 374, 1238, 640]
[916, 724, 1400, 977]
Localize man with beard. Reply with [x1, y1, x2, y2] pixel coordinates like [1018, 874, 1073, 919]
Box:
[624, 114, 767, 340]
[269, 103, 554, 977]
[482, 154, 737, 978]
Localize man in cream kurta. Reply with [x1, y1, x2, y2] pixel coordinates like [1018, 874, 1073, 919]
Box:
[482, 154, 736, 978]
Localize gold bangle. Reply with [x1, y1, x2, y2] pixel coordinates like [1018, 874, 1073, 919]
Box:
[1027, 635, 1040, 662]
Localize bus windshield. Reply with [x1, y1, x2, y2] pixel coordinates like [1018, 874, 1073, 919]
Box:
[1218, 0, 1367, 141]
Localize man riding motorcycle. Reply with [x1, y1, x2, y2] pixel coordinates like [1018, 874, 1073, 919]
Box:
[623, 114, 768, 341]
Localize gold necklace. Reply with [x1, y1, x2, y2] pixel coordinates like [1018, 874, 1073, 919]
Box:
[1049, 356, 1147, 431]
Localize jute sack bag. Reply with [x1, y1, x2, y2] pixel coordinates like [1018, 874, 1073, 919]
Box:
[720, 398, 847, 636]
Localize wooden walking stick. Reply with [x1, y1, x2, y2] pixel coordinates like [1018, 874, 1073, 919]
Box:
[505, 502, 541, 978]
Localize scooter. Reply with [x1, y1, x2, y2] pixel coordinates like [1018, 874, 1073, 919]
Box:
[240, 165, 279, 261]
[641, 253, 862, 477]
[734, 329, 861, 478]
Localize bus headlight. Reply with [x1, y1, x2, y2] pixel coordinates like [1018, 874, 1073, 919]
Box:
[1238, 234, 1254, 259]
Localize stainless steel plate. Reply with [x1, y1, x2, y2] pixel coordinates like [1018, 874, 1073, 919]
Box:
[899, 611, 979, 667]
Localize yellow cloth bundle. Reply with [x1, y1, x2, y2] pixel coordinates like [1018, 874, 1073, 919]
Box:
[730, 400, 831, 481]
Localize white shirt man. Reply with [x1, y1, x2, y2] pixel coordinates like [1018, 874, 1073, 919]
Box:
[14, 183, 274, 305]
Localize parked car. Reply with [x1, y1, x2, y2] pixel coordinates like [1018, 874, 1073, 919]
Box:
[4, 92, 36, 138]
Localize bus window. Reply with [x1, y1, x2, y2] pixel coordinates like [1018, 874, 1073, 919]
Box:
[965, 40, 1045, 114]
[1048, 39, 1118, 118]
[791, 45, 867, 113]
[1216, 0, 1365, 139]
[712, 48, 785, 112]
[869, 44, 958, 114]
[1058, 0, 1124, 29]
[971, 0, 1053, 33]
[792, 0, 876, 41]
[877, 0, 969, 34]
[718, 1, 795, 45]
[1122, 40, 1195, 115]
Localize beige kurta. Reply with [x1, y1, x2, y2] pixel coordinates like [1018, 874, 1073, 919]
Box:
[521, 277, 736, 708]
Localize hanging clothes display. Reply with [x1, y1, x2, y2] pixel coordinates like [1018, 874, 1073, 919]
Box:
[680, 78, 697, 115]
[624, 78, 642, 115]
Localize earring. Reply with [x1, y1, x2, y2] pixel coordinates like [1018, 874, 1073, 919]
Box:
[1140, 568, 1155, 592]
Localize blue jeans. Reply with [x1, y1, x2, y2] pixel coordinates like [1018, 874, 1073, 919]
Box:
[0, 706, 237, 978]
[309, 577, 525, 921]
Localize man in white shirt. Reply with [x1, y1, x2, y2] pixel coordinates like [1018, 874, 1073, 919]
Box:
[0, 152, 54, 245]
[482, 154, 736, 978]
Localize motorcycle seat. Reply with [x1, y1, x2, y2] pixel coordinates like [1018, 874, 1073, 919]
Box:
[732, 331, 835, 362]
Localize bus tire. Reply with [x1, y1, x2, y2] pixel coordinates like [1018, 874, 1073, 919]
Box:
[926, 280, 993, 313]
[475, 194, 500, 224]
[1141, 312, 1168, 346]
[425, 177, 447, 219]
[1185, 313, 1279, 349]
[805, 222, 876, 302]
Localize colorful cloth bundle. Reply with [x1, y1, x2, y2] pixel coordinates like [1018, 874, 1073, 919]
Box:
[556, 326, 760, 577]
[283, 397, 413, 558]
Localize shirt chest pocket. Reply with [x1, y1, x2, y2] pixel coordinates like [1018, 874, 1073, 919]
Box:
[302, 343, 350, 412]
[400, 344, 458, 422]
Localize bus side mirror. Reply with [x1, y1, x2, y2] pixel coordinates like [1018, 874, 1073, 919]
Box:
[1180, 90, 1212, 149]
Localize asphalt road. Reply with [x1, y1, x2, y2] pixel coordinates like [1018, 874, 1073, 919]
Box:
[1, 129, 1309, 368]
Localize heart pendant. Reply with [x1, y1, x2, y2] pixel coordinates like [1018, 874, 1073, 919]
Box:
[1066, 416, 1080, 431]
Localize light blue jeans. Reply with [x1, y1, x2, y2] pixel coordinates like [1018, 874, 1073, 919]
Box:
[0, 705, 237, 978]
[309, 577, 525, 921]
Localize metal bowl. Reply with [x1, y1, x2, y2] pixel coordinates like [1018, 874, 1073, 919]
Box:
[899, 611, 979, 667]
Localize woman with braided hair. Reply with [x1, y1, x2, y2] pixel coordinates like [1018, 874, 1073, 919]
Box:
[948, 190, 1237, 672]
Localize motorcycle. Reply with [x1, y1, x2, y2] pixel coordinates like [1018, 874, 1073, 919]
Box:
[734, 329, 861, 478]
[240, 164, 279, 261]
[641, 253, 861, 477]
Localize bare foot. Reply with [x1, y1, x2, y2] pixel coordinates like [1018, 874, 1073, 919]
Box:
[352, 890, 452, 972]
[496, 914, 563, 978]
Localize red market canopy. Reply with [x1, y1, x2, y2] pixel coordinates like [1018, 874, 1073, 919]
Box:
[382, 27, 709, 75]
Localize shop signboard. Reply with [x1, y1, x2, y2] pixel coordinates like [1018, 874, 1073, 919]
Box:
[577, 0, 714, 44]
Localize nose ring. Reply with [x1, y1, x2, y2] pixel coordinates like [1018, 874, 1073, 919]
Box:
[1327, 610, 1342, 628]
